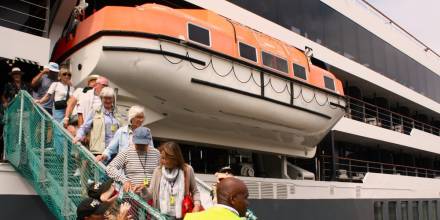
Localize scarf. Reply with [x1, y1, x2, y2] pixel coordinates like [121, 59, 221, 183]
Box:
[159, 166, 185, 218]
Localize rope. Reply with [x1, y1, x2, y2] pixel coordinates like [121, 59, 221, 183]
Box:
[157, 41, 341, 108]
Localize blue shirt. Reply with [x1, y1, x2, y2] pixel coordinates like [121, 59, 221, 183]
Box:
[102, 125, 155, 160]
[76, 108, 120, 148]
[32, 74, 55, 110]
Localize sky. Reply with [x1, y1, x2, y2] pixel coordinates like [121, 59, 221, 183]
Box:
[368, 0, 440, 54]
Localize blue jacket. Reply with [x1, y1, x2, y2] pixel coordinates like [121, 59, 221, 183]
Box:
[102, 125, 154, 161]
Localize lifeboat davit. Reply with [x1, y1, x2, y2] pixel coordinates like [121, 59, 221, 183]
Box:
[52, 4, 346, 157]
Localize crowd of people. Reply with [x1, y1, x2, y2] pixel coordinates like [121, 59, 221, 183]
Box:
[1, 63, 250, 220]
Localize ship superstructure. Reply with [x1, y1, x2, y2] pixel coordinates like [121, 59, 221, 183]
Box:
[0, 1, 439, 220]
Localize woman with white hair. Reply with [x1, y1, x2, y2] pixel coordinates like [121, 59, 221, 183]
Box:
[96, 105, 154, 164]
[74, 87, 124, 155]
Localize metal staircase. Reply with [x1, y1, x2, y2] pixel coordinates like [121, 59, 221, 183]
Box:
[3, 91, 256, 219]
[3, 91, 167, 220]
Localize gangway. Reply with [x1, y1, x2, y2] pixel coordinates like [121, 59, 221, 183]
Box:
[2, 91, 257, 219]
[3, 91, 168, 219]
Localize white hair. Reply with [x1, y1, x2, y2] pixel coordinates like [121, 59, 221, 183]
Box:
[128, 105, 144, 123]
[99, 87, 115, 98]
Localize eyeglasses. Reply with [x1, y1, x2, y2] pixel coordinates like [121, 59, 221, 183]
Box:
[62, 73, 72, 77]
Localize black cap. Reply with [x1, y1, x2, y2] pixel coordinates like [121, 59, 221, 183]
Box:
[87, 179, 113, 200]
[76, 198, 109, 220]
[218, 166, 233, 174]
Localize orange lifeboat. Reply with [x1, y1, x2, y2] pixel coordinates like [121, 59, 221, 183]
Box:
[52, 4, 346, 157]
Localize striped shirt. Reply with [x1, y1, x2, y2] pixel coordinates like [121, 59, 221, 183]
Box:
[106, 145, 160, 185]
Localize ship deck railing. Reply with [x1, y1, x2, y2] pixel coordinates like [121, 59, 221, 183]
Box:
[320, 155, 440, 182]
[345, 96, 440, 137]
[0, 0, 50, 37]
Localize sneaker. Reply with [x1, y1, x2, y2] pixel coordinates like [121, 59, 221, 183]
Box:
[73, 168, 81, 177]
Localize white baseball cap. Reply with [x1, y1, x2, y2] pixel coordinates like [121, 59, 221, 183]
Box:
[45, 62, 60, 72]
[9, 67, 23, 75]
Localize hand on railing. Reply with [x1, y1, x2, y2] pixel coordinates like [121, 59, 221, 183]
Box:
[116, 202, 133, 220]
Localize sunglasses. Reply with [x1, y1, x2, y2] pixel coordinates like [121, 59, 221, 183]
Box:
[62, 73, 72, 77]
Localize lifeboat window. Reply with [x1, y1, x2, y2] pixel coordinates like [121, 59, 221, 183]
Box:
[293, 63, 307, 80]
[324, 76, 336, 91]
[188, 23, 211, 46]
[262, 51, 288, 73]
[238, 42, 257, 62]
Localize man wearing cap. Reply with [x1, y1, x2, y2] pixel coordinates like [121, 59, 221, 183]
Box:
[2, 67, 31, 107]
[87, 179, 119, 203]
[106, 127, 160, 194]
[65, 76, 108, 128]
[31, 62, 60, 114]
[211, 166, 235, 204]
[68, 74, 100, 127]
[76, 198, 111, 220]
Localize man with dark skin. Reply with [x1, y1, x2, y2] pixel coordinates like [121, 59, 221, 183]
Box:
[184, 177, 249, 220]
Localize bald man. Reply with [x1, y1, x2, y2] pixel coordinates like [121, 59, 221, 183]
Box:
[184, 178, 249, 220]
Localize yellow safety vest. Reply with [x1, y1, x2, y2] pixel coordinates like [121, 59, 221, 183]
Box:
[184, 206, 241, 220]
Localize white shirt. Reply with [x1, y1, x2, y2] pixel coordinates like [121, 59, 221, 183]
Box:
[47, 82, 74, 102]
[77, 88, 101, 120]
[71, 88, 83, 115]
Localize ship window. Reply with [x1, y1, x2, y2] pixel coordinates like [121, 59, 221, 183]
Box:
[401, 201, 409, 220]
[432, 201, 438, 220]
[324, 76, 335, 91]
[238, 42, 257, 62]
[188, 23, 211, 46]
[293, 63, 307, 80]
[422, 201, 429, 220]
[413, 201, 419, 220]
[388, 201, 397, 220]
[262, 51, 288, 73]
[374, 201, 384, 220]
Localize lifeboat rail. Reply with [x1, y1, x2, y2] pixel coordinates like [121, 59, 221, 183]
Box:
[3, 91, 168, 220]
[345, 96, 440, 136]
[320, 155, 440, 182]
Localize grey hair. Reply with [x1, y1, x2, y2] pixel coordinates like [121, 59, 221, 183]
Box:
[99, 87, 115, 98]
[128, 105, 144, 123]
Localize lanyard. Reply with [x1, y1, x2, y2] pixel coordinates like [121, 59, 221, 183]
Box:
[137, 150, 148, 178]
[169, 170, 179, 195]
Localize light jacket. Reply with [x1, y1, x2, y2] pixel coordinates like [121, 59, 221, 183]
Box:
[148, 165, 201, 209]
[102, 125, 155, 160]
[76, 107, 124, 154]
[184, 206, 241, 220]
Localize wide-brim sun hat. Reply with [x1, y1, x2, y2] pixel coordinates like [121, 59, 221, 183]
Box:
[87, 74, 100, 82]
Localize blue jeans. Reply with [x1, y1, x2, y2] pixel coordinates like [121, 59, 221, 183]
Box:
[52, 108, 66, 155]
[52, 108, 66, 123]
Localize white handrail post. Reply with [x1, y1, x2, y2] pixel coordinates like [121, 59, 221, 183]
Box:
[39, 119, 46, 182]
[17, 93, 24, 166]
[62, 136, 69, 216]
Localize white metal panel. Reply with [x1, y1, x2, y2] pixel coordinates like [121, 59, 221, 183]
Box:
[196, 173, 440, 199]
[333, 117, 440, 154]
[0, 27, 50, 64]
[0, 163, 37, 195]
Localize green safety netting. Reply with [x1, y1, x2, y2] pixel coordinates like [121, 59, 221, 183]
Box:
[3, 91, 168, 220]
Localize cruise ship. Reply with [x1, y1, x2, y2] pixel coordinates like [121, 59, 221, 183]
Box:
[0, 0, 439, 220]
